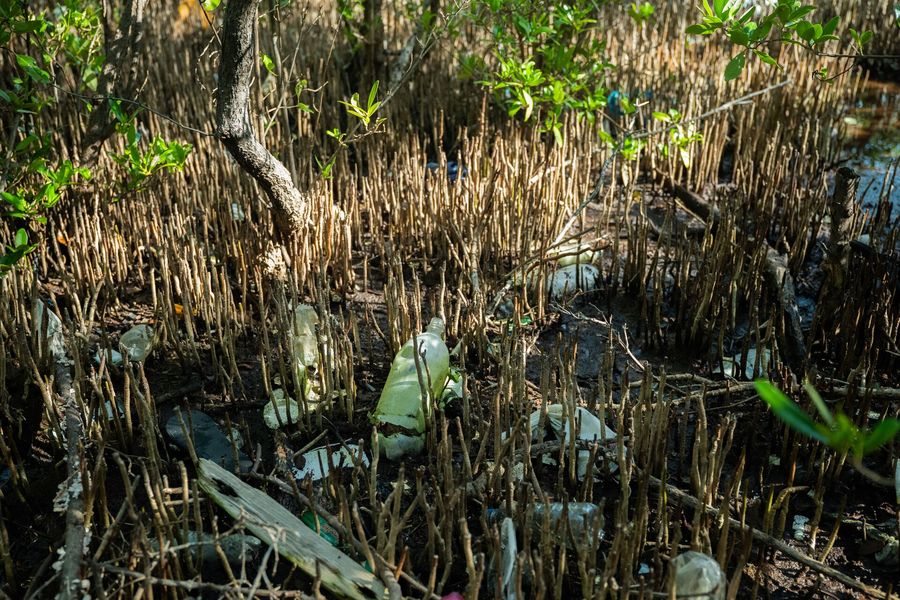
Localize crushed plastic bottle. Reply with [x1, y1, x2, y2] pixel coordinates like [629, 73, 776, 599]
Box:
[263, 389, 300, 429]
[371, 318, 449, 460]
[671, 551, 726, 600]
[119, 324, 154, 362]
[489, 502, 604, 548]
[290, 304, 319, 372]
[547, 264, 601, 301]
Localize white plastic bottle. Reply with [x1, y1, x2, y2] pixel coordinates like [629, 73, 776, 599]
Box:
[372, 318, 449, 459]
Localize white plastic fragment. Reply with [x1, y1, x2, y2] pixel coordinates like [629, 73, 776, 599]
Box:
[792, 515, 810, 541]
[292, 444, 369, 482]
[526, 404, 618, 480]
[263, 389, 301, 429]
[671, 551, 726, 600]
[33, 300, 69, 363]
[94, 348, 124, 367]
[231, 202, 246, 221]
[547, 264, 600, 301]
[119, 324, 154, 362]
[290, 304, 320, 371]
[498, 518, 518, 600]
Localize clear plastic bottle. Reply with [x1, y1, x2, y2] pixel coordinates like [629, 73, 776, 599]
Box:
[372, 318, 449, 459]
[488, 502, 604, 547]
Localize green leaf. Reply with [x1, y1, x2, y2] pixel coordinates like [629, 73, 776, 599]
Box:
[729, 27, 749, 46]
[862, 418, 900, 454]
[724, 51, 746, 80]
[755, 380, 829, 443]
[14, 228, 27, 247]
[202, 0, 221, 10]
[685, 23, 709, 35]
[822, 15, 839, 36]
[652, 111, 671, 122]
[803, 382, 834, 427]
[261, 53, 276, 76]
[752, 16, 775, 41]
[753, 49, 779, 66]
[367, 80, 380, 110]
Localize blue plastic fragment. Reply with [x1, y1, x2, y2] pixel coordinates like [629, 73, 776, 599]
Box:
[426, 161, 468, 183]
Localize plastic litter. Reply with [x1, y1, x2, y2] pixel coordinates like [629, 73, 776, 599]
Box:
[292, 444, 369, 482]
[94, 348, 124, 367]
[290, 303, 320, 372]
[547, 264, 601, 301]
[300, 510, 340, 546]
[165, 409, 251, 473]
[498, 517, 518, 600]
[671, 551, 726, 600]
[119, 324, 154, 362]
[792, 515, 810, 541]
[371, 318, 449, 460]
[426, 161, 468, 183]
[525, 404, 618, 480]
[33, 300, 68, 362]
[263, 388, 301, 429]
[489, 502, 604, 548]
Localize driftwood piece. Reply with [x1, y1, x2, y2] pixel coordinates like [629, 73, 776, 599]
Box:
[197, 459, 386, 600]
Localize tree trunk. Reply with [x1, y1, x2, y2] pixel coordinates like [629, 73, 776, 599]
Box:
[81, 0, 147, 166]
[216, 0, 308, 236]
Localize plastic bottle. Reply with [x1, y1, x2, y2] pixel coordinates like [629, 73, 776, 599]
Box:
[488, 502, 604, 547]
[671, 551, 726, 600]
[372, 318, 449, 460]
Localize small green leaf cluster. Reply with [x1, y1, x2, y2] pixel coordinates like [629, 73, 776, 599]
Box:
[110, 109, 192, 195]
[755, 380, 899, 460]
[627, 2, 655, 26]
[652, 109, 703, 168]
[2, 160, 90, 221]
[464, 0, 614, 143]
[686, 0, 865, 80]
[337, 80, 385, 129]
[0, 229, 37, 276]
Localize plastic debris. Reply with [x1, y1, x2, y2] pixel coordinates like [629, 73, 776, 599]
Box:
[526, 404, 618, 480]
[94, 348, 124, 367]
[792, 515, 810, 541]
[300, 510, 340, 546]
[33, 300, 68, 362]
[292, 444, 369, 482]
[552, 242, 597, 267]
[441, 593, 465, 600]
[371, 318, 449, 460]
[231, 202, 246, 221]
[165, 409, 251, 473]
[671, 551, 726, 600]
[533, 502, 604, 547]
[426, 161, 468, 183]
[547, 264, 601, 301]
[498, 517, 518, 600]
[263, 389, 301, 429]
[119, 324, 154, 362]
[290, 304, 320, 372]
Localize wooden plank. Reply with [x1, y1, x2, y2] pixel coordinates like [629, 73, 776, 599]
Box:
[197, 458, 386, 600]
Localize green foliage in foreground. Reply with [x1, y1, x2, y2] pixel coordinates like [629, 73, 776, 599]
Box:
[755, 380, 899, 460]
[686, 0, 874, 81]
